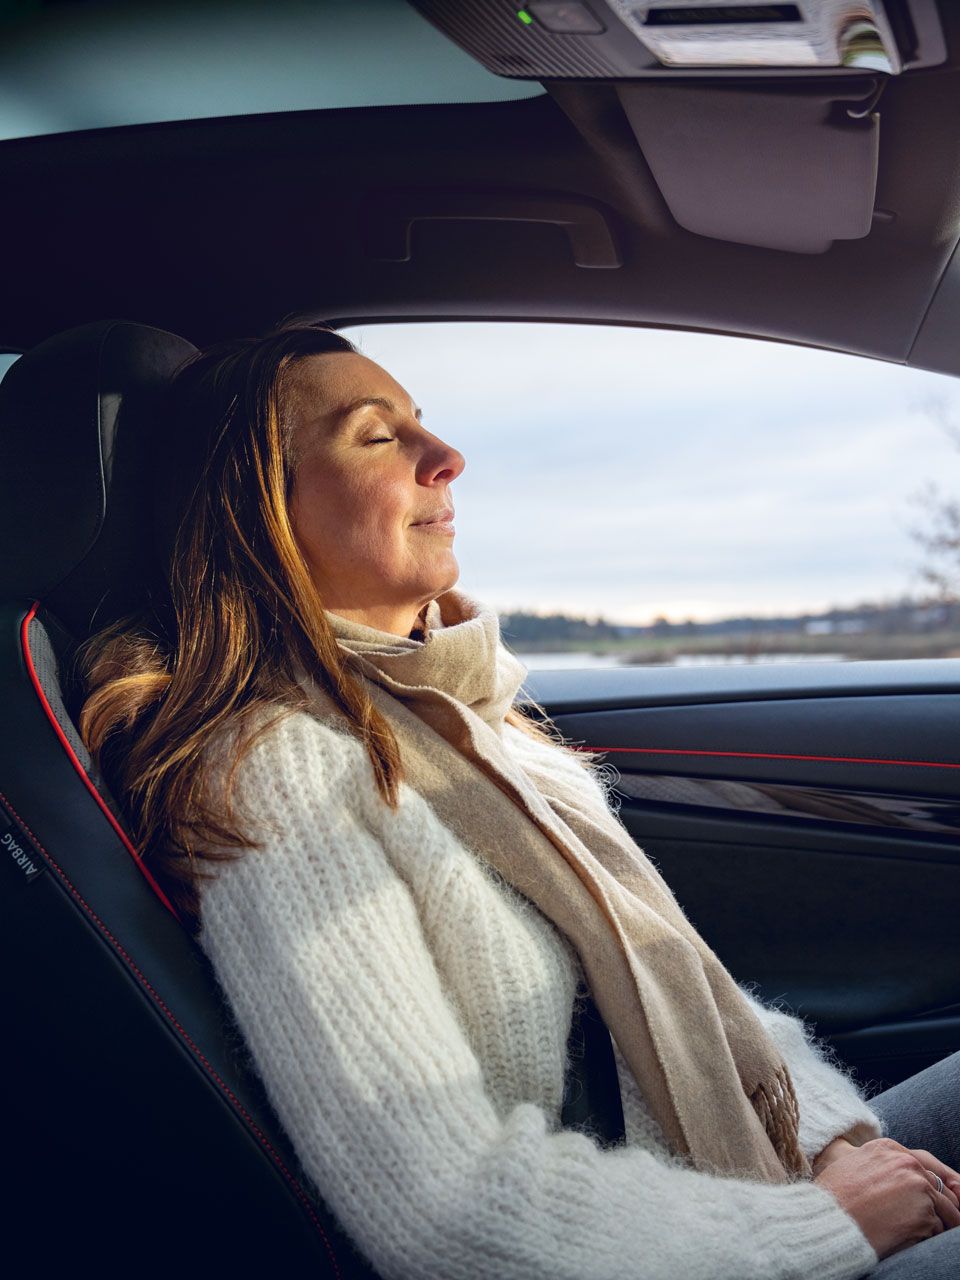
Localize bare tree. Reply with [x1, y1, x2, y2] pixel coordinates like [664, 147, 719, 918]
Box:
[907, 398, 960, 601]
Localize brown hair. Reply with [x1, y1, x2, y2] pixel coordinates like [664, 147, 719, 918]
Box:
[74, 320, 610, 934]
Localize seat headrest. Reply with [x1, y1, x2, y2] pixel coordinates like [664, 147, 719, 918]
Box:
[0, 319, 198, 636]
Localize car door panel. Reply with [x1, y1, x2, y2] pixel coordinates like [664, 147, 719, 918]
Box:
[525, 660, 960, 1092]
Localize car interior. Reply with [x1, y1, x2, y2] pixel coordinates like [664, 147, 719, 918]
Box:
[2, 0, 960, 1272]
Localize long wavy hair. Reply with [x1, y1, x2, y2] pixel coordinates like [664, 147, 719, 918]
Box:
[74, 320, 612, 935]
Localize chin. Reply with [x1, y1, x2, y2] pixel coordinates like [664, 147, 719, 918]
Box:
[427, 564, 460, 599]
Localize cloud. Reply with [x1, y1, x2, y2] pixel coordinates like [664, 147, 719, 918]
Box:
[344, 322, 960, 623]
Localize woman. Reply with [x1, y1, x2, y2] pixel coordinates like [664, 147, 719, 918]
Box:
[75, 321, 960, 1279]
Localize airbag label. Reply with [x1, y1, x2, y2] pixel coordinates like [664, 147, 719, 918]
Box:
[1, 810, 46, 882]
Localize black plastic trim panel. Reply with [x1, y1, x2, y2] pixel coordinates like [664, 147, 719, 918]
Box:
[520, 657, 960, 712]
[616, 773, 960, 838]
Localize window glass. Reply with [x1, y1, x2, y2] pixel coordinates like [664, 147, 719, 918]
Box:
[340, 321, 960, 668]
[0, 0, 543, 142]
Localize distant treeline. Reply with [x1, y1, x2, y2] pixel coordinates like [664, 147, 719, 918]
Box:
[498, 612, 624, 643]
[498, 596, 960, 644]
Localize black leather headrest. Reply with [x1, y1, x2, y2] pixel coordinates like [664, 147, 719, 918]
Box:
[0, 319, 198, 636]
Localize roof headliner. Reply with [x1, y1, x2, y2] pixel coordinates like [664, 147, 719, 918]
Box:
[4, 4, 960, 376]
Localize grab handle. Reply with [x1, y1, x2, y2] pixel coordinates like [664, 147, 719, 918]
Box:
[360, 187, 622, 268]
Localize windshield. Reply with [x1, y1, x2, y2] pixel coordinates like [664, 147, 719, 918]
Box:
[0, 0, 544, 142]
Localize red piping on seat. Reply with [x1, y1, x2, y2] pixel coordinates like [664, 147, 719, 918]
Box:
[572, 745, 960, 770]
[21, 602, 183, 923]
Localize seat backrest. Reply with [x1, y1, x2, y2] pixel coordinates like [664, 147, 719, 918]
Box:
[0, 320, 381, 1275]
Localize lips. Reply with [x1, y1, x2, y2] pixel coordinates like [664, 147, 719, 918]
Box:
[413, 506, 455, 526]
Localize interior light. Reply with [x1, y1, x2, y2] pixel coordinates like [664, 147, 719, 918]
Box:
[606, 0, 903, 71]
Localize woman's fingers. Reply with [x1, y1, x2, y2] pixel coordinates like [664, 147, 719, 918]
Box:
[927, 1168, 960, 1212]
[919, 1166, 960, 1228]
[908, 1148, 960, 1210]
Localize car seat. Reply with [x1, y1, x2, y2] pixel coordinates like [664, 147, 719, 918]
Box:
[0, 318, 623, 1274]
[0, 319, 386, 1275]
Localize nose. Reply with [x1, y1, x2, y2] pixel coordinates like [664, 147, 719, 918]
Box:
[419, 436, 465, 485]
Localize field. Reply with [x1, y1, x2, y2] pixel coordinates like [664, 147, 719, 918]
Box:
[512, 628, 960, 665]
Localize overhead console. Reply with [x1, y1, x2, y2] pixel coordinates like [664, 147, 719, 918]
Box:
[407, 1, 949, 253]
[406, 1, 945, 79]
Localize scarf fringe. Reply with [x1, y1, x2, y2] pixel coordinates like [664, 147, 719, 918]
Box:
[750, 1064, 812, 1179]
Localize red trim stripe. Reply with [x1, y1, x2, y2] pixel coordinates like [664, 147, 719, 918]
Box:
[572, 745, 960, 770]
[21, 602, 183, 923]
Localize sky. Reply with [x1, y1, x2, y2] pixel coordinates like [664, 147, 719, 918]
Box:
[342, 321, 960, 626]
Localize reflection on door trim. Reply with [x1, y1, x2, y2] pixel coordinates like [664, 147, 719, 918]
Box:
[614, 772, 960, 838]
[572, 746, 960, 770]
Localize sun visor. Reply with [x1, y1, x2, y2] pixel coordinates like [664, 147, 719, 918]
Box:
[616, 77, 882, 253]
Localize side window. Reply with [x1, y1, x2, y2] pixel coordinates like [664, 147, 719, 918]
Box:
[340, 322, 960, 669]
[0, 353, 20, 382]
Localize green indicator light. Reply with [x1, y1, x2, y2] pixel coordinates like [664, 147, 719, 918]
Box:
[516, 9, 533, 24]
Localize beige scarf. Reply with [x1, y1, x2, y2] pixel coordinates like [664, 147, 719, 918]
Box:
[298, 587, 811, 1185]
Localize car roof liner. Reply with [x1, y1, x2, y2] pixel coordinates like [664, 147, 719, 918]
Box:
[3, 6, 960, 375]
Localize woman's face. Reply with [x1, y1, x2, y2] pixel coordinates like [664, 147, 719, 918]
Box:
[286, 351, 466, 635]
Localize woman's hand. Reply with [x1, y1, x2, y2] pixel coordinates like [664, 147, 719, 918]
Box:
[891, 1142, 960, 1207]
[814, 1135, 960, 1200]
[811, 1136, 855, 1177]
[814, 1137, 960, 1260]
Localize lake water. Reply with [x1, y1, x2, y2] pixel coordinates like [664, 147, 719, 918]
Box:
[514, 651, 848, 670]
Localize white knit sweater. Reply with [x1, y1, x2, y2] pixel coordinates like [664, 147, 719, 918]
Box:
[196, 706, 886, 1280]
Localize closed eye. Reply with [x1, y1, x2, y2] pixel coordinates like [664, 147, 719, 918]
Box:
[367, 436, 395, 445]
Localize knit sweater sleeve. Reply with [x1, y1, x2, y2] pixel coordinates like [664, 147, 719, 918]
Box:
[195, 710, 879, 1280]
[737, 985, 887, 1158]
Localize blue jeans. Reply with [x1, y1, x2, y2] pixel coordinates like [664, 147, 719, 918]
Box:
[852, 1049, 960, 1278]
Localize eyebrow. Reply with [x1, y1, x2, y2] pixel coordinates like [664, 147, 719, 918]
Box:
[339, 396, 423, 423]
